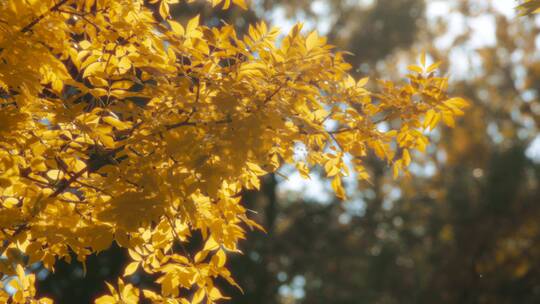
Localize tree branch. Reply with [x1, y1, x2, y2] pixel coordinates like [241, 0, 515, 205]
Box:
[20, 0, 71, 33]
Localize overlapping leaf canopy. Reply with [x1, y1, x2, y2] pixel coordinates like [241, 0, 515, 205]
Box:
[0, 0, 466, 303]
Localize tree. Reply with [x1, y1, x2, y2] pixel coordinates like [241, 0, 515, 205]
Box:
[0, 0, 466, 303]
[209, 1, 540, 303]
[34, 1, 435, 302]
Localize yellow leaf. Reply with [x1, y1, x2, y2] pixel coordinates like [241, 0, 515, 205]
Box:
[61, 192, 80, 202]
[30, 158, 47, 171]
[83, 61, 105, 78]
[193, 289, 205, 304]
[209, 287, 227, 300]
[427, 61, 442, 73]
[46, 169, 64, 180]
[407, 65, 423, 74]
[117, 57, 132, 71]
[324, 156, 341, 177]
[13, 290, 24, 303]
[159, 1, 170, 19]
[111, 80, 134, 90]
[102, 116, 131, 130]
[169, 20, 185, 36]
[305, 31, 319, 50]
[98, 134, 115, 148]
[331, 175, 346, 200]
[79, 40, 92, 49]
[214, 249, 226, 267]
[444, 97, 469, 114]
[3, 197, 19, 208]
[128, 249, 142, 262]
[296, 162, 311, 179]
[423, 109, 439, 130]
[203, 236, 220, 251]
[356, 77, 369, 87]
[441, 112, 456, 127]
[95, 295, 117, 304]
[246, 162, 266, 176]
[187, 15, 200, 36]
[88, 76, 108, 87]
[123, 262, 139, 276]
[402, 149, 411, 166]
[370, 141, 387, 159]
[393, 160, 402, 179]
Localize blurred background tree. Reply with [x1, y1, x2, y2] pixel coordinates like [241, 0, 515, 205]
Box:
[36, 1, 540, 303]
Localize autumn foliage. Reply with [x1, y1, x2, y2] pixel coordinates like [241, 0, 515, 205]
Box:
[0, 0, 468, 303]
[517, 0, 540, 15]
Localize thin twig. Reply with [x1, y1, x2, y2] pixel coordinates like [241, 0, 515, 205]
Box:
[56, 8, 102, 30]
[165, 215, 194, 263]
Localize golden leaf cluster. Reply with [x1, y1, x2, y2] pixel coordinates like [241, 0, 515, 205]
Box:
[0, 0, 466, 303]
[517, 0, 540, 15]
